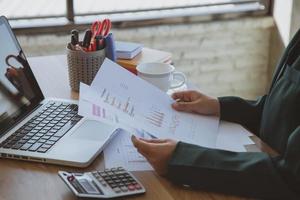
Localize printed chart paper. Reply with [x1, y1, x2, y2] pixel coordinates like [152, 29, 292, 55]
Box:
[80, 59, 220, 148]
[104, 130, 153, 171]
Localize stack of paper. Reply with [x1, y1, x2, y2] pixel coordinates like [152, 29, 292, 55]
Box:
[216, 121, 254, 152]
[79, 59, 220, 148]
[78, 58, 254, 171]
[103, 129, 153, 171]
[115, 41, 143, 59]
[102, 121, 254, 171]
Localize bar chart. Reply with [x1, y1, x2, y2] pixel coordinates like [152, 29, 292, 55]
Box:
[100, 88, 135, 117]
[145, 107, 165, 128]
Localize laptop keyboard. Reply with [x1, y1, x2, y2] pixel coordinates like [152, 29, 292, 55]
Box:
[0, 101, 82, 153]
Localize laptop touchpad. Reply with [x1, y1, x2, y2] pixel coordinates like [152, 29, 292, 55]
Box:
[70, 120, 116, 141]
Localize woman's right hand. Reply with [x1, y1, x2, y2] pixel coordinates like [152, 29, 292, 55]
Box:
[171, 90, 220, 117]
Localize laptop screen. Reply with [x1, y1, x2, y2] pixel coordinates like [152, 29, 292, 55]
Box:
[0, 16, 44, 135]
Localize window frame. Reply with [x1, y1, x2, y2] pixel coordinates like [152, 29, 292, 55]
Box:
[8, 0, 272, 34]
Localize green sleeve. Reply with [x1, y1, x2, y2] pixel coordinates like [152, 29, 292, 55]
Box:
[167, 127, 300, 199]
[218, 96, 267, 135]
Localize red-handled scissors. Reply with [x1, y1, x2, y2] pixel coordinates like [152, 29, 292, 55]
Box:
[89, 19, 111, 51]
[91, 19, 111, 38]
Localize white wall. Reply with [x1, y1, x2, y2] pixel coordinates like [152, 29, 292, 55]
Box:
[273, 0, 293, 46]
[290, 0, 300, 39]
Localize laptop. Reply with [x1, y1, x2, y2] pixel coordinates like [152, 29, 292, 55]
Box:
[0, 16, 119, 167]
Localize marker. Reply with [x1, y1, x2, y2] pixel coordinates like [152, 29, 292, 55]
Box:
[82, 29, 92, 49]
[71, 29, 79, 43]
[104, 33, 116, 61]
[71, 34, 77, 46]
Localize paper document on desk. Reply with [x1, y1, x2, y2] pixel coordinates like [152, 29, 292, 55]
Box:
[79, 58, 219, 148]
[79, 83, 138, 132]
[104, 129, 153, 171]
[216, 121, 254, 152]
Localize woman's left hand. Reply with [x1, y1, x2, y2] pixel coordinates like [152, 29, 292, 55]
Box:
[131, 135, 178, 175]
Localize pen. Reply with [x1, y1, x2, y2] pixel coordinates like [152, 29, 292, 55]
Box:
[104, 33, 116, 61]
[82, 29, 92, 49]
[95, 35, 104, 50]
[71, 34, 78, 46]
[95, 36, 100, 51]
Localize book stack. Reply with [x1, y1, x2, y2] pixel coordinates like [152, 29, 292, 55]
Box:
[115, 41, 143, 60]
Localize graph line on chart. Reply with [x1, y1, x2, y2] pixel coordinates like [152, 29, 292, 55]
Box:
[100, 88, 135, 117]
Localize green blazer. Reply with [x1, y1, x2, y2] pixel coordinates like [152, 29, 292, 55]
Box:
[167, 30, 300, 199]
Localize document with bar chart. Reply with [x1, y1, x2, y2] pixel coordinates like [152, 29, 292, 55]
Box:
[79, 59, 220, 148]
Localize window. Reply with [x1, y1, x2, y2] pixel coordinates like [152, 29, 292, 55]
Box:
[0, 0, 271, 31]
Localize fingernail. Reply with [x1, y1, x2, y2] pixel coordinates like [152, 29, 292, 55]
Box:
[172, 103, 178, 107]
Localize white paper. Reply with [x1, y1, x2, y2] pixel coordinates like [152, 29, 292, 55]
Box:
[104, 130, 153, 171]
[79, 83, 138, 133]
[81, 58, 220, 148]
[216, 121, 254, 152]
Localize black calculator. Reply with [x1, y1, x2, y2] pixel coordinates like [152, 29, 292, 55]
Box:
[59, 167, 146, 198]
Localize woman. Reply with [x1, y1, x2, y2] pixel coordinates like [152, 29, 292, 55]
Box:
[132, 29, 300, 199]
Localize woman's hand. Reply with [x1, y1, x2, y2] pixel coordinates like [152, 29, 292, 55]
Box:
[171, 90, 220, 117]
[131, 135, 178, 175]
[131, 90, 219, 175]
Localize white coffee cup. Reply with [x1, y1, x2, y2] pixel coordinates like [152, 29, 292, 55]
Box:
[137, 62, 186, 92]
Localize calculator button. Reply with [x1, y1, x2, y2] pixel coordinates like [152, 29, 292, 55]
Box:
[128, 178, 135, 182]
[67, 175, 75, 182]
[99, 180, 107, 186]
[118, 183, 125, 187]
[104, 177, 112, 181]
[107, 172, 114, 176]
[118, 175, 124, 178]
[121, 186, 128, 192]
[128, 184, 135, 191]
[92, 172, 98, 176]
[113, 187, 121, 193]
[99, 172, 106, 176]
[135, 184, 142, 190]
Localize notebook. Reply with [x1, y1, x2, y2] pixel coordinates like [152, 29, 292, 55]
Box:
[115, 41, 143, 59]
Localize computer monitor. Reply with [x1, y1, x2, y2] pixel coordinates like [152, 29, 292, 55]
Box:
[0, 16, 44, 135]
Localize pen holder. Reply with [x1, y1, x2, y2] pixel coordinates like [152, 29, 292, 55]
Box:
[66, 44, 106, 92]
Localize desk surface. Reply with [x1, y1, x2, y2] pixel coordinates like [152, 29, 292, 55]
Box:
[0, 55, 276, 200]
